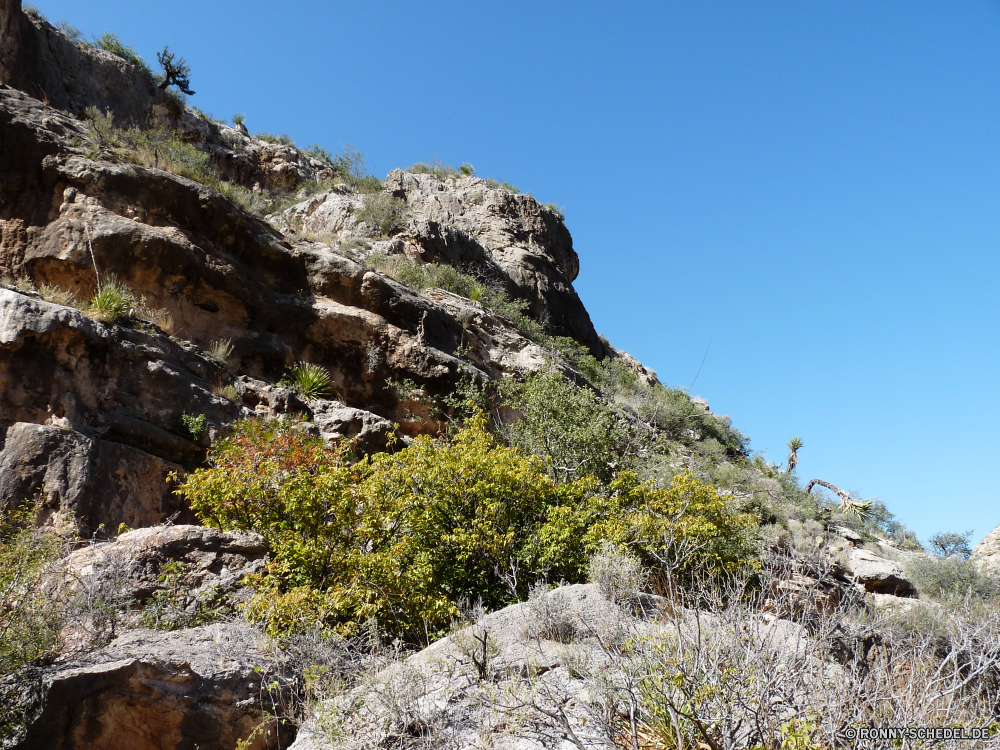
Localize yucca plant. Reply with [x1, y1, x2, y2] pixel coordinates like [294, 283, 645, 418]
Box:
[88, 274, 136, 323]
[839, 497, 874, 523]
[287, 363, 333, 401]
[786, 436, 803, 474]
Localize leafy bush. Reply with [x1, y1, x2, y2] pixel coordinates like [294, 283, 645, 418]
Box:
[94, 32, 151, 76]
[180, 413, 207, 442]
[177, 416, 757, 639]
[354, 193, 410, 237]
[0, 521, 66, 676]
[88, 274, 136, 323]
[83, 109, 216, 186]
[928, 531, 973, 559]
[501, 370, 646, 484]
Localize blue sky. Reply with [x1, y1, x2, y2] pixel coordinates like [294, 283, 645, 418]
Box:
[33, 1, 1000, 544]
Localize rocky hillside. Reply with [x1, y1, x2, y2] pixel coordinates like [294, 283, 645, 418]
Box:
[2, 3, 1000, 749]
[0, 2, 636, 539]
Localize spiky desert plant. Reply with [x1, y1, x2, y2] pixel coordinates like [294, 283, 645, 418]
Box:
[288, 363, 333, 401]
[786, 436, 803, 474]
[88, 274, 136, 323]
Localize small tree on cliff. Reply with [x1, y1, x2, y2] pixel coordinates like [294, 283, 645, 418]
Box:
[156, 46, 194, 95]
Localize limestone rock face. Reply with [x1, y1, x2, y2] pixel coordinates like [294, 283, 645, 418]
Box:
[1, 8, 166, 123]
[64, 524, 268, 605]
[5, 623, 292, 750]
[0, 287, 234, 461]
[0, 422, 189, 536]
[842, 547, 915, 596]
[972, 523, 1000, 572]
[279, 170, 605, 357]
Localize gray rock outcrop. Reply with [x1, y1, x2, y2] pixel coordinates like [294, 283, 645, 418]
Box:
[4, 623, 292, 750]
[65, 524, 268, 606]
[972, 522, 1000, 572]
[0, 422, 189, 536]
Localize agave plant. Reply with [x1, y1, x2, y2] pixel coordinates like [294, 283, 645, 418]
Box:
[288, 362, 333, 401]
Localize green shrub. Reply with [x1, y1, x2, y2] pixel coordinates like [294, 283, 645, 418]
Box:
[83, 110, 216, 187]
[354, 193, 410, 237]
[176, 415, 757, 639]
[904, 555, 1000, 603]
[304, 143, 334, 164]
[0, 516, 66, 676]
[285, 362, 334, 401]
[88, 274, 136, 323]
[180, 413, 207, 442]
[928, 531, 973, 559]
[501, 370, 642, 484]
[94, 32, 151, 76]
[217, 181, 272, 218]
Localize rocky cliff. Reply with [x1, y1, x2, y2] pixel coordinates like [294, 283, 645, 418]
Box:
[0, 5, 615, 537]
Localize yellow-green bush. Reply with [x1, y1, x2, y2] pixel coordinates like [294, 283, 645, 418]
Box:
[0, 516, 66, 676]
[176, 415, 757, 638]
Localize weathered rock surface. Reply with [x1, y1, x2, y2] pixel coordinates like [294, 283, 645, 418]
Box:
[0, 287, 233, 460]
[972, 522, 1000, 572]
[65, 524, 268, 606]
[290, 584, 626, 750]
[306, 399, 397, 453]
[0, 2, 167, 124]
[4, 623, 292, 750]
[290, 583, 827, 750]
[841, 547, 915, 596]
[0, 422, 189, 536]
[279, 169, 606, 357]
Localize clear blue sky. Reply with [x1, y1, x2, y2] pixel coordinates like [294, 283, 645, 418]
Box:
[34, 1, 1000, 544]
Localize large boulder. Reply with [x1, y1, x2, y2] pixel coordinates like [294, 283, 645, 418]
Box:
[4, 623, 293, 750]
[0, 422, 188, 537]
[65, 524, 268, 608]
[842, 548, 915, 596]
[972, 523, 1000, 573]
